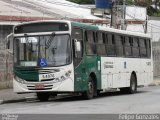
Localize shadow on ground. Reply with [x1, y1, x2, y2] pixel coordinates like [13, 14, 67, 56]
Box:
[33, 90, 149, 103]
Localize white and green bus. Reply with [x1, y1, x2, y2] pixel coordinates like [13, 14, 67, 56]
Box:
[10, 20, 153, 101]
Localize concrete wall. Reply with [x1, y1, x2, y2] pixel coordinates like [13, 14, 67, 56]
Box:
[153, 41, 160, 78]
[0, 25, 13, 89]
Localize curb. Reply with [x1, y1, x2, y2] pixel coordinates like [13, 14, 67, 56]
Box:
[148, 83, 160, 86]
[0, 98, 26, 104]
[0, 96, 37, 104]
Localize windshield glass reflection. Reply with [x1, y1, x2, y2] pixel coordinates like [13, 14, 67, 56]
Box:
[14, 34, 71, 67]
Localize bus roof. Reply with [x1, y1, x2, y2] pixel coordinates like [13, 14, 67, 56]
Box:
[14, 20, 150, 38]
[71, 21, 151, 38]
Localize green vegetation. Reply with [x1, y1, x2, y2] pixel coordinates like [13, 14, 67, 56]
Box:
[67, 0, 160, 16]
[133, 0, 160, 16]
[118, 0, 133, 5]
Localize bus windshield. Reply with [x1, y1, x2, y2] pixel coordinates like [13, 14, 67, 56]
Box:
[14, 34, 71, 67]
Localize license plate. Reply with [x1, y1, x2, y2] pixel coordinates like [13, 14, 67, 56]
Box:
[35, 83, 44, 89]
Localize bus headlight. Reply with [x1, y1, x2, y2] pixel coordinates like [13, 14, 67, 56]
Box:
[53, 70, 71, 83]
[54, 75, 68, 83]
[65, 70, 71, 77]
[14, 76, 26, 84]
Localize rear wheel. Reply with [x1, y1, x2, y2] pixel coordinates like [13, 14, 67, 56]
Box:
[120, 74, 137, 94]
[37, 92, 50, 101]
[129, 74, 137, 94]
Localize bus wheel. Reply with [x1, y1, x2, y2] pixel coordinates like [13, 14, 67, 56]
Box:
[120, 74, 137, 94]
[82, 77, 94, 99]
[37, 92, 50, 102]
[129, 74, 137, 94]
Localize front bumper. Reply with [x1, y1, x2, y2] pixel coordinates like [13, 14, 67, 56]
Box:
[13, 78, 74, 93]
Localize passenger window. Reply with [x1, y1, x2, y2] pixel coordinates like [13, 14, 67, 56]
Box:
[72, 28, 83, 58]
[97, 32, 106, 55]
[86, 31, 95, 43]
[107, 34, 112, 45]
[105, 34, 108, 44]
[146, 39, 151, 58]
[97, 32, 104, 44]
[124, 36, 132, 57]
[72, 28, 83, 40]
[86, 31, 96, 55]
[72, 28, 83, 67]
[106, 33, 116, 56]
[132, 38, 140, 57]
[139, 38, 147, 57]
[115, 35, 123, 57]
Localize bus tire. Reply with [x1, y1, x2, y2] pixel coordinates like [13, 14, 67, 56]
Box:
[37, 92, 50, 102]
[120, 74, 137, 94]
[82, 77, 94, 99]
[129, 74, 137, 94]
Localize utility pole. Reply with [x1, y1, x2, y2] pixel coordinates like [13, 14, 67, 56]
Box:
[121, 0, 126, 30]
[111, 0, 117, 28]
[144, 15, 148, 34]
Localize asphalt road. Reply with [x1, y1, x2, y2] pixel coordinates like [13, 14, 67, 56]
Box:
[0, 86, 160, 115]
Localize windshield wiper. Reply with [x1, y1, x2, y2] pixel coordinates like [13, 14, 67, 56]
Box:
[45, 33, 55, 49]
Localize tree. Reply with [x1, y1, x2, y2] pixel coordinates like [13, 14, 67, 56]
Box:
[67, 0, 160, 16]
[133, 0, 152, 7]
[118, 0, 133, 5]
[153, 0, 160, 10]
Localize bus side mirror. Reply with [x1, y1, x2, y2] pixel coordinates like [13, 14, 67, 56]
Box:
[6, 33, 13, 54]
[74, 39, 81, 52]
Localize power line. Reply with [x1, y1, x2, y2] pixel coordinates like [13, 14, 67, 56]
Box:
[126, 12, 160, 31]
[37, 0, 91, 9]
[32, 0, 160, 31]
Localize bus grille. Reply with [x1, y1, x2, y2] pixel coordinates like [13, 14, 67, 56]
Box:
[27, 84, 53, 90]
[40, 78, 55, 82]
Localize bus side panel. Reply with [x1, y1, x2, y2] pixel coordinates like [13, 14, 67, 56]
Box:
[101, 57, 115, 89]
[74, 55, 101, 92]
[140, 58, 153, 86]
[123, 58, 141, 87]
[114, 58, 127, 88]
[74, 58, 86, 92]
[84, 55, 101, 90]
[101, 57, 147, 89]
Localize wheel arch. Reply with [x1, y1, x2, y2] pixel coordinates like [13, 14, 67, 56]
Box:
[89, 72, 97, 89]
